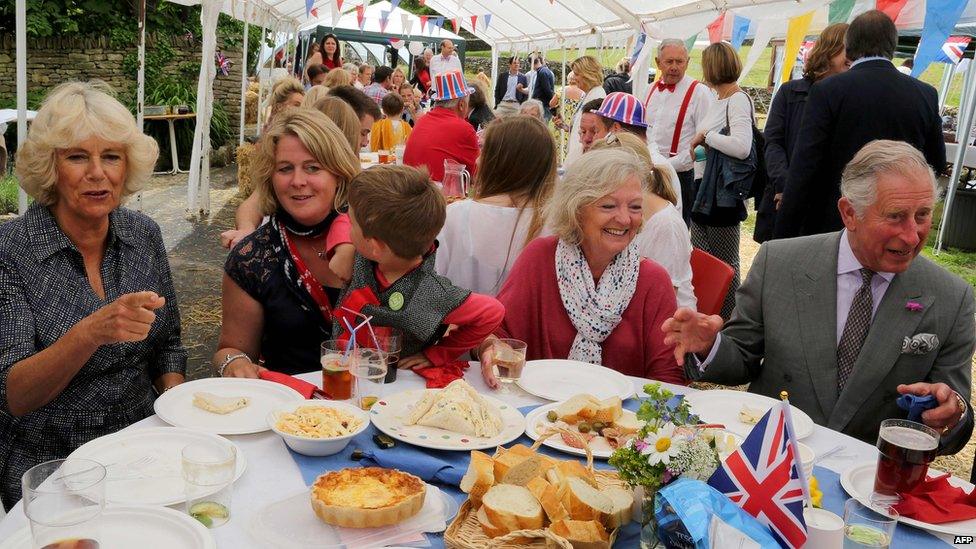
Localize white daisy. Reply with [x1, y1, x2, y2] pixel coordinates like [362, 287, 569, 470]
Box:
[640, 422, 683, 466]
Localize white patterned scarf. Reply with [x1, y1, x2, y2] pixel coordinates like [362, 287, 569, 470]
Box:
[555, 239, 641, 364]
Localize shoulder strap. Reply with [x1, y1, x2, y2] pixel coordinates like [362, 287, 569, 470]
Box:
[670, 80, 700, 157]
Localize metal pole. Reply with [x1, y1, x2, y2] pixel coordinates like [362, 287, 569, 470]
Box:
[134, 0, 147, 212]
[936, 57, 976, 252]
[561, 45, 567, 163]
[490, 42, 499, 106]
[938, 62, 955, 113]
[256, 19, 269, 137]
[239, 5, 250, 146]
[291, 27, 300, 76]
[16, 0, 28, 214]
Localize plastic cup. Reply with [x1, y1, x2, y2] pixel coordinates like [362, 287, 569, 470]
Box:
[182, 442, 236, 529]
[22, 459, 105, 549]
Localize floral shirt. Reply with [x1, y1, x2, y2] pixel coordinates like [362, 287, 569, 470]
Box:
[0, 203, 186, 509]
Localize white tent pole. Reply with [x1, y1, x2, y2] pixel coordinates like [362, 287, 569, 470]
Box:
[240, 8, 250, 146]
[938, 62, 955, 113]
[16, 0, 28, 214]
[561, 45, 567, 163]
[490, 42, 499, 108]
[187, 0, 221, 216]
[137, 0, 146, 132]
[256, 19, 270, 137]
[936, 56, 976, 252]
[291, 26, 300, 75]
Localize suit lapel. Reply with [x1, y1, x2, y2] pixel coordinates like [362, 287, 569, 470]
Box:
[828, 264, 930, 432]
[792, 234, 841, 419]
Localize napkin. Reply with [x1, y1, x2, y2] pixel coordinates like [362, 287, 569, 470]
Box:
[896, 393, 937, 423]
[412, 360, 468, 388]
[359, 444, 469, 486]
[893, 472, 976, 524]
[259, 370, 318, 399]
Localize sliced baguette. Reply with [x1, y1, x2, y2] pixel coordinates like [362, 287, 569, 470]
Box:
[613, 412, 641, 436]
[476, 505, 508, 538]
[602, 487, 634, 529]
[505, 443, 557, 474]
[592, 396, 623, 423]
[549, 459, 597, 488]
[525, 476, 569, 522]
[493, 452, 541, 486]
[460, 450, 495, 505]
[563, 476, 614, 522]
[555, 394, 600, 424]
[482, 484, 544, 531]
[549, 519, 610, 549]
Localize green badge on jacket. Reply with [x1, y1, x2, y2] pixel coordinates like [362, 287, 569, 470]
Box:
[389, 291, 404, 311]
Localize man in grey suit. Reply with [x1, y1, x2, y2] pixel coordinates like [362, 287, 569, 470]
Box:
[663, 140, 973, 455]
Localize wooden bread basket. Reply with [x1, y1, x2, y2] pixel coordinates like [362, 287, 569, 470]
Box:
[444, 428, 629, 549]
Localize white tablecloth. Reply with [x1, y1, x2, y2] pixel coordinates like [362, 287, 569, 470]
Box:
[0, 368, 958, 546]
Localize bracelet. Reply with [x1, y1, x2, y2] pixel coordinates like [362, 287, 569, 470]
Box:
[218, 352, 250, 377]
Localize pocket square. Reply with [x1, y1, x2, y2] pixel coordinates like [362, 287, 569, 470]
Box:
[902, 333, 939, 355]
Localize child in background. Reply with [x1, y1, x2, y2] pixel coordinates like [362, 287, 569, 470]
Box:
[369, 93, 412, 153]
[333, 165, 505, 386]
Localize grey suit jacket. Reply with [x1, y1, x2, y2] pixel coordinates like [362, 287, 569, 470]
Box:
[689, 232, 974, 453]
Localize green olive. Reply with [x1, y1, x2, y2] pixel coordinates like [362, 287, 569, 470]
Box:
[546, 410, 558, 422]
[591, 422, 605, 432]
[578, 422, 591, 433]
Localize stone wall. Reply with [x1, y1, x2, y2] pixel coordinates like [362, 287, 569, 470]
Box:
[0, 34, 244, 124]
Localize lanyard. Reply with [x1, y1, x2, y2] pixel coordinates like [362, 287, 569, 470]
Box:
[278, 219, 333, 323]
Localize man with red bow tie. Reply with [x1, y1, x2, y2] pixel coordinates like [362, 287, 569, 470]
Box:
[644, 39, 715, 226]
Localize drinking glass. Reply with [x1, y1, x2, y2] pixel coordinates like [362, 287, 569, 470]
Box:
[873, 419, 938, 502]
[489, 338, 527, 394]
[350, 347, 389, 410]
[321, 340, 354, 401]
[182, 442, 236, 529]
[843, 499, 897, 549]
[22, 459, 105, 549]
[369, 327, 402, 383]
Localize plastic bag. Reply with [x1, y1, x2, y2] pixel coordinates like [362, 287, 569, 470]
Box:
[654, 478, 780, 549]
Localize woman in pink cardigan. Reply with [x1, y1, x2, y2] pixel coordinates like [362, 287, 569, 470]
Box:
[478, 149, 687, 387]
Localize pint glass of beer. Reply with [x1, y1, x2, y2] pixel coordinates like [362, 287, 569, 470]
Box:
[873, 419, 939, 500]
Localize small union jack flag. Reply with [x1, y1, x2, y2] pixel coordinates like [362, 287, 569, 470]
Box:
[936, 36, 971, 65]
[707, 402, 808, 548]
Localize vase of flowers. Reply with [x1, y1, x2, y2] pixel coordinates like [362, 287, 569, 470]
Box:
[609, 384, 735, 548]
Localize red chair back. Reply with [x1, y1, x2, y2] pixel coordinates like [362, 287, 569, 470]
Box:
[690, 248, 734, 316]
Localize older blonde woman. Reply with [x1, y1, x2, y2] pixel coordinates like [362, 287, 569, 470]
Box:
[479, 149, 684, 387]
[323, 67, 353, 89]
[217, 108, 360, 378]
[1, 82, 186, 509]
[565, 56, 607, 164]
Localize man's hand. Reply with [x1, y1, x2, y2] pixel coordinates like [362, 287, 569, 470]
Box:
[399, 354, 433, 371]
[661, 308, 723, 366]
[774, 192, 784, 210]
[897, 383, 967, 434]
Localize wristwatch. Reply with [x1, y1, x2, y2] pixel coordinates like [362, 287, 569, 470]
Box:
[218, 352, 250, 377]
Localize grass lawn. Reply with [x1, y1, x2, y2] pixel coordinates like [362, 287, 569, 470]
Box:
[0, 175, 18, 215]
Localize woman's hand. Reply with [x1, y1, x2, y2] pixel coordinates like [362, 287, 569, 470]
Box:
[81, 291, 165, 347]
[223, 359, 266, 378]
[220, 229, 251, 249]
[399, 354, 433, 370]
[688, 131, 707, 161]
[477, 336, 501, 390]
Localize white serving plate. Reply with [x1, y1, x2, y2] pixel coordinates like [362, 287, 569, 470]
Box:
[840, 461, 976, 536]
[524, 402, 639, 459]
[66, 427, 246, 507]
[154, 377, 304, 435]
[247, 484, 459, 548]
[267, 400, 370, 456]
[0, 505, 215, 549]
[683, 390, 815, 440]
[516, 360, 635, 402]
[369, 389, 525, 451]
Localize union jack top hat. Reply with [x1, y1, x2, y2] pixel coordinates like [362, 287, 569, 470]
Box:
[431, 70, 475, 102]
[595, 92, 647, 128]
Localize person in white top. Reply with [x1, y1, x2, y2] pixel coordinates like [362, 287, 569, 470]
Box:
[686, 42, 754, 319]
[429, 40, 463, 87]
[565, 55, 607, 166]
[590, 133, 696, 309]
[644, 39, 715, 226]
[436, 116, 556, 295]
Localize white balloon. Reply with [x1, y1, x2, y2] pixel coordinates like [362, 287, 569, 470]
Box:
[408, 41, 424, 56]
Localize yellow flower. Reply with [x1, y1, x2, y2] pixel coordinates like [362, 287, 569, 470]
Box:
[809, 475, 823, 508]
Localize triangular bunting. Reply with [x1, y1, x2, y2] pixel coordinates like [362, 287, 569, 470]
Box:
[912, 0, 970, 76]
[380, 10, 390, 33]
[470, 15, 478, 30]
[684, 32, 698, 52]
[305, 0, 314, 17]
[484, 13, 492, 30]
[336, 0, 344, 11]
[707, 12, 726, 44]
[402, 13, 412, 35]
[310, 7, 318, 17]
[452, 18, 460, 33]
[330, 0, 339, 28]
[420, 15, 429, 32]
[828, 0, 856, 23]
[419, 0, 425, 5]
[391, 0, 401, 10]
[780, 11, 815, 83]
[356, 4, 365, 30]
[731, 15, 751, 50]
[877, 0, 909, 23]
[434, 16, 445, 29]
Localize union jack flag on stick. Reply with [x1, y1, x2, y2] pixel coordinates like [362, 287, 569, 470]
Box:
[707, 394, 809, 548]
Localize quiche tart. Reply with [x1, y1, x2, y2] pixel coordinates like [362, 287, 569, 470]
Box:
[310, 467, 426, 528]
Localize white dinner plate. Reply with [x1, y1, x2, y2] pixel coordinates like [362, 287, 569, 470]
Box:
[840, 462, 976, 536]
[683, 390, 815, 440]
[369, 389, 525, 451]
[66, 427, 247, 506]
[154, 378, 304, 435]
[0, 505, 215, 549]
[516, 360, 635, 402]
[524, 402, 640, 459]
